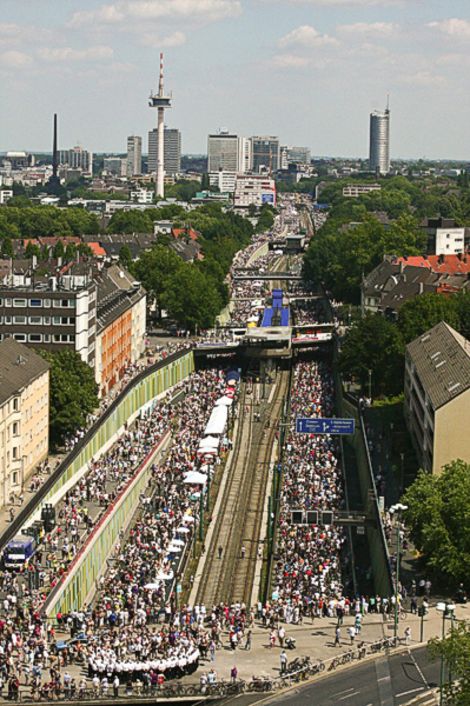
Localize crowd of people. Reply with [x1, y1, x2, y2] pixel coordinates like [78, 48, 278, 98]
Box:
[0, 366, 237, 696]
[291, 299, 328, 326]
[272, 360, 348, 616]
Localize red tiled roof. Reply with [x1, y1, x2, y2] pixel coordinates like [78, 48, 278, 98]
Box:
[396, 255, 470, 275]
[87, 242, 107, 257]
[171, 227, 200, 242]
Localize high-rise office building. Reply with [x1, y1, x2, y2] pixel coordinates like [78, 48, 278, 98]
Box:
[369, 106, 390, 175]
[148, 127, 181, 175]
[126, 135, 142, 176]
[59, 146, 93, 173]
[207, 131, 239, 172]
[251, 136, 280, 173]
[238, 137, 252, 173]
[287, 146, 311, 165]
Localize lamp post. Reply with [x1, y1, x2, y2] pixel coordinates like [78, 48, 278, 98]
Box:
[368, 369, 372, 400]
[390, 503, 408, 639]
[436, 601, 455, 706]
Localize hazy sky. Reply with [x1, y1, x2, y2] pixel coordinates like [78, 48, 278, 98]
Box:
[1, 0, 470, 159]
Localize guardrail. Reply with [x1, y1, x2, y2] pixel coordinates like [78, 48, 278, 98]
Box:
[0, 349, 195, 555]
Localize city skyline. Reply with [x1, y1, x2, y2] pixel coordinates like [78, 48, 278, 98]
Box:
[1, 0, 470, 158]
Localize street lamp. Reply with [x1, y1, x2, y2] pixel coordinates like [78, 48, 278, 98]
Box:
[436, 601, 456, 706]
[368, 369, 372, 400]
[390, 502, 408, 639]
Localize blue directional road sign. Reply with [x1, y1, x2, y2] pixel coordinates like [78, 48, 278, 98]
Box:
[296, 417, 355, 435]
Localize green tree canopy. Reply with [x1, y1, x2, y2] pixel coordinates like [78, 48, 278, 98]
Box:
[398, 293, 461, 343]
[133, 244, 183, 316]
[339, 312, 404, 396]
[118, 244, 133, 269]
[38, 349, 99, 449]
[161, 265, 222, 332]
[402, 460, 470, 589]
[429, 622, 470, 706]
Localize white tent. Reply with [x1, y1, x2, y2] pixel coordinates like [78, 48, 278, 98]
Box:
[198, 435, 219, 449]
[215, 396, 234, 407]
[183, 514, 195, 523]
[197, 447, 217, 456]
[167, 545, 182, 553]
[171, 538, 185, 547]
[177, 526, 190, 533]
[184, 471, 208, 485]
[204, 405, 228, 436]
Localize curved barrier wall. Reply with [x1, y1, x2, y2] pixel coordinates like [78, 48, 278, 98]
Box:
[0, 349, 195, 554]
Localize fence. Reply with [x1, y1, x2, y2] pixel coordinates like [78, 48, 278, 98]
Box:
[0, 350, 195, 555]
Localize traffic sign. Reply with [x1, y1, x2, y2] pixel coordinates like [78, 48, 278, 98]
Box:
[295, 417, 355, 435]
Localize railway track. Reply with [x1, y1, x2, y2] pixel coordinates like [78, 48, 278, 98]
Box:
[195, 371, 289, 607]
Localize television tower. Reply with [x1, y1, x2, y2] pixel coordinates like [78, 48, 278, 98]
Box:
[149, 53, 172, 198]
[48, 113, 60, 191]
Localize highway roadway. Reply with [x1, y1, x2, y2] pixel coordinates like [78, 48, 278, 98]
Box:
[219, 647, 440, 706]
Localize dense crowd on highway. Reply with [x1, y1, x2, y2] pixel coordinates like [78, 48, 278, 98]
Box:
[272, 360, 347, 617]
[0, 367, 235, 696]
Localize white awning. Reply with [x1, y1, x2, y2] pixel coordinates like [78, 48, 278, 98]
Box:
[204, 405, 228, 436]
[215, 396, 234, 407]
[184, 471, 208, 485]
[198, 435, 219, 449]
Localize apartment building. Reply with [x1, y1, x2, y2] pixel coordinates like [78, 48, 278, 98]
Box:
[0, 338, 49, 507]
[94, 265, 146, 396]
[404, 322, 470, 474]
[233, 175, 276, 208]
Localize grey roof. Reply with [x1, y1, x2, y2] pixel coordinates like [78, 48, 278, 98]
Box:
[407, 322, 470, 410]
[95, 264, 146, 333]
[0, 338, 49, 406]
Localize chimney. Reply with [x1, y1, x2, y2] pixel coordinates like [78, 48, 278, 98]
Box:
[52, 113, 58, 178]
[419, 282, 424, 294]
[399, 260, 405, 274]
[32, 254, 37, 269]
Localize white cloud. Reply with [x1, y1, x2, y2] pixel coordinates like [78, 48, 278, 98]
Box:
[271, 53, 311, 68]
[398, 70, 445, 87]
[278, 24, 337, 48]
[69, 0, 241, 28]
[37, 46, 114, 62]
[272, 0, 406, 5]
[427, 18, 470, 39]
[0, 49, 32, 68]
[141, 30, 187, 47]
[337, 21, 398, 36]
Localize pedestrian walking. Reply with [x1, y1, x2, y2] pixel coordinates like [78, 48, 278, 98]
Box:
[280, 650, 288, 675]
[404, 626, 411, 645]
[348, 626, 355, 645]
[334, 626, 341, 646]
[218, 546, 223, 559]
[245, 630, 252, 650]
[241, 545, 246, 559]
[230, 666, 238, 684]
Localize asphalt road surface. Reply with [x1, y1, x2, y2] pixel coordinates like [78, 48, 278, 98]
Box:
[220, 647, 440, 706]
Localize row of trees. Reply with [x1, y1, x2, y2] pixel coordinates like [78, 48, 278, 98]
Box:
[339, 292, 470, 397]
[0, 206, 100, 239]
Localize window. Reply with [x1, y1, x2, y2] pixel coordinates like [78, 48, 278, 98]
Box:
[5, 316, 12, 324]
[13, 334, 26, 342]
[43, 334, 50, 342]
[13, 316, 27, 324]
[43, 298, 51, 308]
[13, 298, 26, 307]
[12, 422, 18, 436]
[29, 316, 42, 325]
[5, 298, 12, 307]
[28, 334, 42, 343]
[12, 447, 18, 460]
[29, 299, 42, 307]
[12, 472, 17, 485]
[12, 398, 19, 411]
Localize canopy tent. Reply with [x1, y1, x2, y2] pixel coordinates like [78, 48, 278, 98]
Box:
[198, 435, 219, 449]
[144, 582, 163, 590]
[176, 526, 190, 533]
[171, 538, 185, 547]
[167, 545, 182, 553]
[197, 447, 217, 457]
[215, 395, 234, 407]
[204, 405, 228, 436]
[184, 471, 208, 485]
[183, 514, 195, 523]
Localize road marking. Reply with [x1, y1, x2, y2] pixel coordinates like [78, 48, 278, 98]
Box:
[408, 648, 431, 690]
[395, 686, 425, 698]
[338, 691, 360, 701]
[334, 688, 355, 696]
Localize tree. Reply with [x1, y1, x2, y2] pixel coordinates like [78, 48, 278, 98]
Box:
[107, 210, 153, 234]
[402, 460, 470, 589]
[119, 244, 133, 269]
[161, 265, 222, 331]
[454, 291, 470, 340]
[339, 312, 404, 396]
[53, 239, 65, 259]
[133, 245, 183, 317]
[25, 241, 41, 258]
[38, 349, 99, 449]
[398, 293, 460, 343]
[428, 622, 470, 706]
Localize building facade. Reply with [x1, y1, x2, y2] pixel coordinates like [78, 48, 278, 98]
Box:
[238, 137, 252, 173]
[343, 184, 381, 198]
[94, 265, 146, 396]
[207, 131, 239, 173]
[233, 175, 276, 208]
[369, 108, 390, 175]
[126, 135, 142, 177]
[422, 218, 469, 255]
[208, 171, 237, 193]
[0, 338, 49, 506]
[148, 127, 181, 176]
[251, 136, 280, 173]
[405, 322, 470, 474]
[59, 146, 93, 174]
[0, 265, 96, 367]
